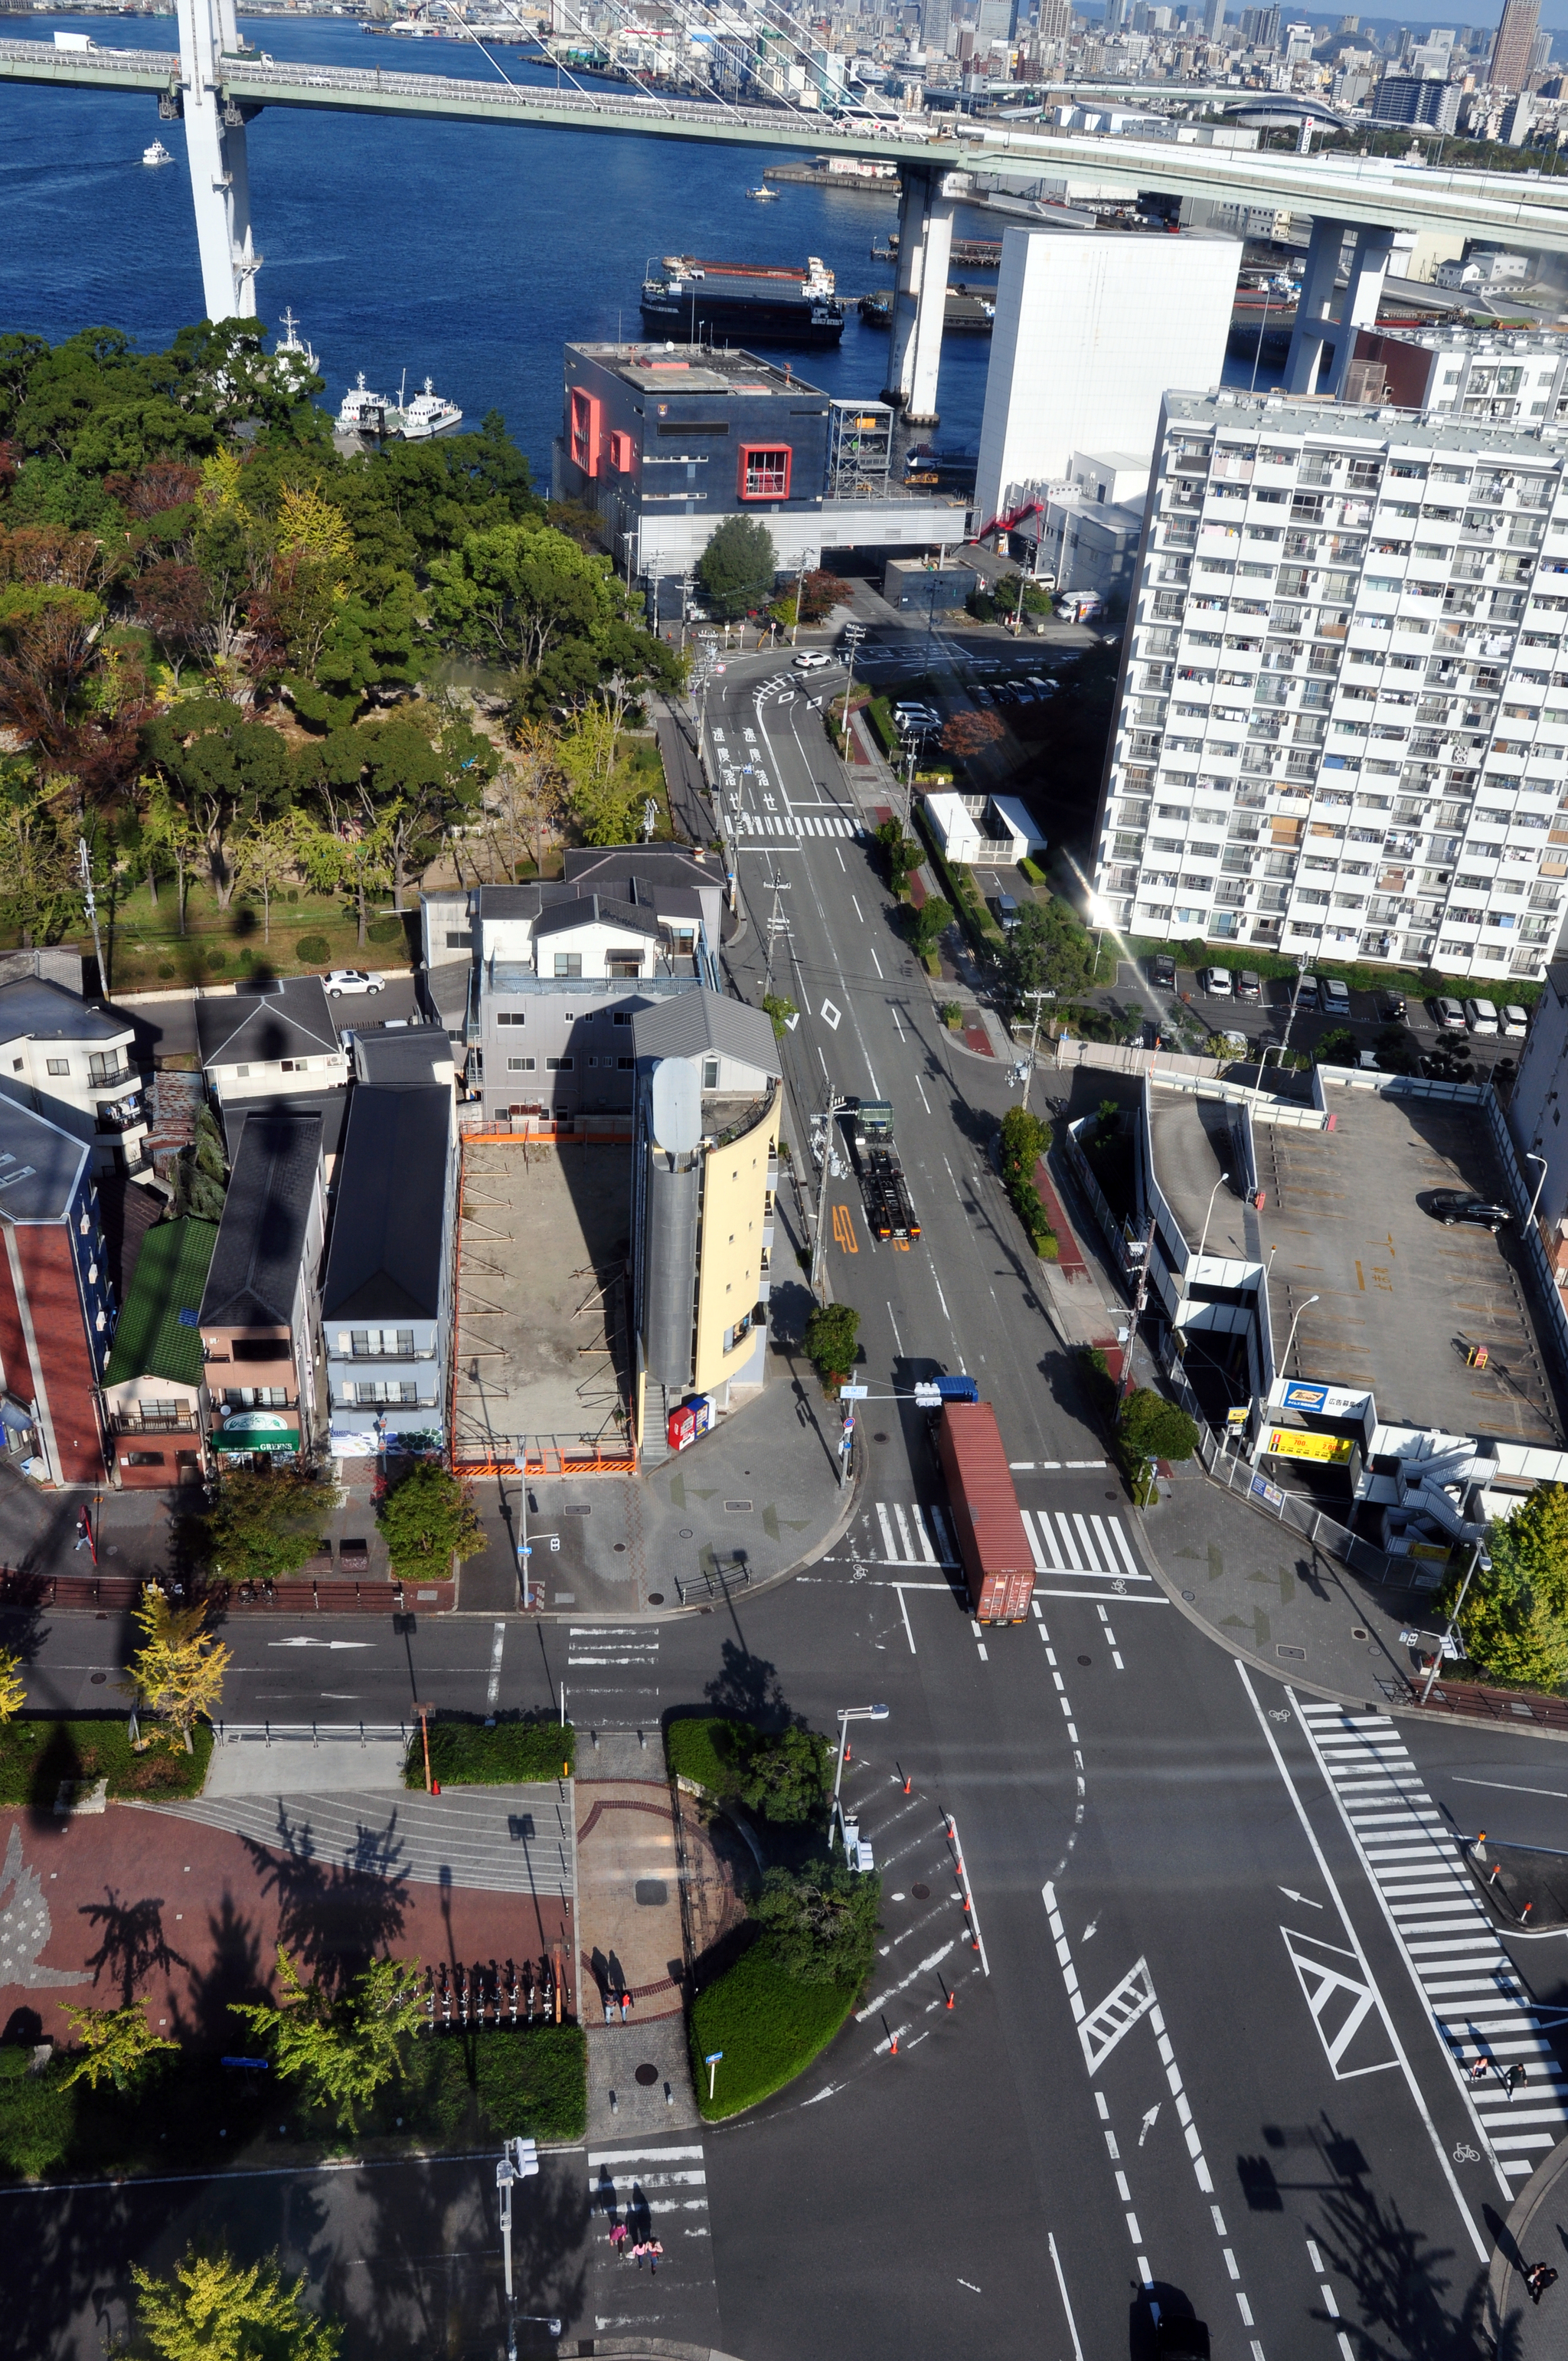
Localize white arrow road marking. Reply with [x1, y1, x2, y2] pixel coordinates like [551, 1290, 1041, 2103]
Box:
[267, 1639, 374, 1650]
[1279, 1886, 1324, 1909]
[1139, 2105, 1160, 2147]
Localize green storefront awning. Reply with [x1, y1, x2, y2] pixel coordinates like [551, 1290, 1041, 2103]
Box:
[211, 1431, 300, 1453]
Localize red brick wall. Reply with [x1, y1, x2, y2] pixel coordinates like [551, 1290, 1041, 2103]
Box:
[15, 1228, 103, 1484]
[0, 1234, 29, 1411]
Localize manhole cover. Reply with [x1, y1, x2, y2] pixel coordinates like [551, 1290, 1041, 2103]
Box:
[1105, 1492, 1117, 1501]
[647, 1592, 665, 1606]
[564, 1504, 591, 1516]
[911, 1882, 930, 1900]
[613, 1542, 626, 1553]
[1351, 1627, 1369, 1641]
[634, 2063, 659, 2086]
[678, 1529, 692, 1539]
[725, 1499, 753, 1513]
[1077, 1654, 1092, 1666]
[90, 1673, 106, 1686]
[1277, 1644, 1306, 1660]
[874, 1431, 889, 1442]
[1182, 1590, 1195, 1602]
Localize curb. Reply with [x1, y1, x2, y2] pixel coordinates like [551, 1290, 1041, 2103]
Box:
[566, 2343, 746, 2361]
[1485, 2130, 1568, 2351]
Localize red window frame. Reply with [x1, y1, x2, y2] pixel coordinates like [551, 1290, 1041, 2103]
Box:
[608, 429, 636, 473]
[739, 443, 791, 502]
[569, 386, 602, 478]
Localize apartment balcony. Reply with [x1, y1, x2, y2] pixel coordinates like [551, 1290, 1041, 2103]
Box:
[89, 1063, 137, 1094]
[94, 1094, 145, 1135]
[109, 1411, 199, 1436]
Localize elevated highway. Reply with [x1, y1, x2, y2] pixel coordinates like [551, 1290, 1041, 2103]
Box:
[5, 16, 1566, 420]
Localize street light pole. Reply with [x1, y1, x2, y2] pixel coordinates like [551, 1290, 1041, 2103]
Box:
[1280, 1291, 1321, 1376]
[809, 1089, 842, 1301]
[1018, 989, 1055, 1113]
[1526, 1150, 1549, 1227]
[1194, 1169, 1232, 1277]
[1419, 1539, 1489, 1706]
[830, 1702, 890, 1845]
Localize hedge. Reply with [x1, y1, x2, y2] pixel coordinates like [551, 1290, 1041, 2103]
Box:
[404, 1712, 574, 1788]
[689, 1941, 860, 2121]
[1127, 934, 1544, 1009]
[665, 1715, 747, 1794]
[0, 1717, 213, 1809]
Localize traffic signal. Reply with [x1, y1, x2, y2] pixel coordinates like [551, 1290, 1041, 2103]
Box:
[512, 2137, 540, 2178]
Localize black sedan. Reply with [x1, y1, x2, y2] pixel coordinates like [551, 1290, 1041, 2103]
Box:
[1149, 954, 1177, 990]
[1428, 1192, 1513, 1232]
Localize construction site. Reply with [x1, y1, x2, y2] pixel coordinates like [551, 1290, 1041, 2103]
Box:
[452, 1136, 636, 1475]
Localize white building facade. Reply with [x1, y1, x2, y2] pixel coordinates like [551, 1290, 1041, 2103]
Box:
[1092, 391, 1568, 984]
[973, 228, 1242, 531]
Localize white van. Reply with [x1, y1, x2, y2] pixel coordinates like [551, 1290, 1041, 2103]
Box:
[1502, 1004, 1530, 1039]
[1464, 997, 1499, 1036]
[1200, 966, 1233, 997]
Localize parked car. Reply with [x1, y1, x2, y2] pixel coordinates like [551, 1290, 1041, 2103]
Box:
[325, 970, 384, 997]
[1464, 996, 1500, 1036]
[1296, 973, 1322, 1011]
[1375, 991, 1408, 1024]
[1200, 966, 1233, 997]
[1502, 1003, 1530, 1039]
[974, 686, 994, 705]
[1428, 1191, 1512, 1232]
[1149, 953, 1176, 991]
[1321, 976, 1352, 1018]
[1236, 970, 1263, 1002]
[792, 649, 832, 671]
[1432, 996, 1468, 1032]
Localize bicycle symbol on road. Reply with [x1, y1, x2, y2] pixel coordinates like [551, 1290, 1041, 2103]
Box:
[1453, 2144, 1481, 2164]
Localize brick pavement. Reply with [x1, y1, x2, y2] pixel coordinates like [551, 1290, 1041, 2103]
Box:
[0, 1797, 573, 2046]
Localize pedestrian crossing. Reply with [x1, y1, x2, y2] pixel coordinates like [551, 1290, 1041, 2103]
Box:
[1021, 1506, 1146, 1587]
[872, 1499, 956, 1568]
[566, 1626, 659, 1730]
[734, 809, 861, 840]
[587, 2140, 708, 2225]
[1298, 1701, 1568, 2181]
[584, 2140, 715, 2339]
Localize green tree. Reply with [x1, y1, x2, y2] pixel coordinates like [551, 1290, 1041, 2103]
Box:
[0, 1643, 23, 1723]
[910, 894, 953, 957]
[762, 992, 796, 1038]
[377, 1461, 485, 1578]
[737, 1725, 831, 1823]
[874, 819, 921, 895]
[556, 704, 639, 845]
[131, 2247, 342, 2361]
[231, 1949, 423, 2127]
[142, 696, 295, 907]
[1116, 1388, 1198, 1503]
[202, 1467, 337, 1588]
[753, 1861, 880, 1989]
[169, 1100, 227, 1223]
[424, 521, 616, 673]
[696, 515, 777, 621]
[126, 1584, 231, 1753]
[803, 1300, 859, 1387]
[998, 898, 1096, 1013]
[998, 1104, 1051, 1186]
[1451, 1484, 1568, 1689]
[1313, 1027, 1357, 1065]
[58, 2000, 177, 2094]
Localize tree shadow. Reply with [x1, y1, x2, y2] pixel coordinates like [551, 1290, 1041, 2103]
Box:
[175, 1886, 269, 2051]
[239, 1803, 410, 1996]
[702, 1635, 789, 1729]
[26, 1722, 82, 1830]
[1299, 2114, 1499, 2359]
[78, 1887, 191, 2007]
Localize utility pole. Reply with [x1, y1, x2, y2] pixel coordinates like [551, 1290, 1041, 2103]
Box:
[77, 838, 104, 999]
[840, 620, 866, 745]
[763, 875, 792, 995]
[1018, 988, 1056, 1113]
[1122, 1209, 1158, 1401]
[810, 1089, 842, 1300]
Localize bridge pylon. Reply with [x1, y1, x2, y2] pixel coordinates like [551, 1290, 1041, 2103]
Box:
[175, 0, 263, 320]
[881, 165, 965, 428]
[1282, 215, 1396, 401]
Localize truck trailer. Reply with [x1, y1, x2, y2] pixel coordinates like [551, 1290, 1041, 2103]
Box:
[848, 1100, 920, 1242]
[934, 1398, 1034, 1624]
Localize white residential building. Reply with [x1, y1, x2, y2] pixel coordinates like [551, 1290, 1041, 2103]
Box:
[973, 228, 1242, 531]
[1091, 389, 1568, 985]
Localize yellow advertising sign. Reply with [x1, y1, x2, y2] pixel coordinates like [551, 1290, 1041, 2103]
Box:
[1266, 1427, 1354, 1466]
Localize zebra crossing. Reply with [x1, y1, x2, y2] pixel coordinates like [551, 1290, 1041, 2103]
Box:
[1297, 1701, 1568, 2182]
[565, 1626, 659, 1729]
[734, 808, 861, 841]
[584, 2141, 715, 2338]
[1021, 1506, 1149, 1591]
[871, 1499, 956, 1568]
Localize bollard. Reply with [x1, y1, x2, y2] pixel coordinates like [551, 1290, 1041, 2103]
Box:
[946, 1990, 954, 2010]
[889, 2032, 897, 2055]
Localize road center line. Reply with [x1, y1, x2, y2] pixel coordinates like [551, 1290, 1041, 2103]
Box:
[1454, 1777, 1568, 1801]
[1047, 2232, 1086, 2361]
[893, 1584, 917, 1653]
[485, 1620, 505, 1709]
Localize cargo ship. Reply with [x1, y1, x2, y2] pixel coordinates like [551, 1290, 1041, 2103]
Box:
[639, 254, 846, 347]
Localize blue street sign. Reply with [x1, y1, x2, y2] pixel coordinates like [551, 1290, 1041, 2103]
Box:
[705, 2050, 724, 2064]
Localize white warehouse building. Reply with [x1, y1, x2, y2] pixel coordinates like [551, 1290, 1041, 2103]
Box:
[1090, 389, 1568, 984]
[973, 227, 1242, 532]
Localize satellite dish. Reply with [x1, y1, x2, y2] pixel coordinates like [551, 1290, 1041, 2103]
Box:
[650, 1058, 702, 1153]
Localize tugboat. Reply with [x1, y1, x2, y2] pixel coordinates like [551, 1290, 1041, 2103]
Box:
[142, 138, 173, 165]
[390, 374, 463, 438]
[338, 373, 391, 435]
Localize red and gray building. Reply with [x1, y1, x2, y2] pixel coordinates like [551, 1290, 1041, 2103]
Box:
[0, 1095, 117, 1485]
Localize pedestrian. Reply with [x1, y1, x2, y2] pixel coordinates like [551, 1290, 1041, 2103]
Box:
[1526, 2264, 1558, 2305]
[632, 2242, 648, 2268]
[72, 1516, 87, 1553]
[609, 2222, 626, 2253]
[621, 1990, 632, 2022]
[1468, 2056, 1492, 2084]
[1507, 2063, 1527, 2101]
[648, 2239, 663, 2278]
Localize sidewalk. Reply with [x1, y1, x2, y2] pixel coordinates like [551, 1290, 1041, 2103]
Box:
[1488, 2134, 1568, 2354]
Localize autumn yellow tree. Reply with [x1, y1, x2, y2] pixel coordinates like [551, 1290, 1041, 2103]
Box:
[59, 2000, 178, 2093]
[126, 1583, 231, 1753]
[132, 2249, 341, 2361]
[0, 1644, 24, 1723]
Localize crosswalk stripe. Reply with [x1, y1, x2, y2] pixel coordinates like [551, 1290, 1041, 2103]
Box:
[1021, 1509, 1048, 1574]
[893, 1505, 915, 1562]
[910, 1505, 939, 1566]
[1298, 1702, 1568, 2169]
[877, 1503, 896, 1561]
[1054, 1513, 1086, 1573]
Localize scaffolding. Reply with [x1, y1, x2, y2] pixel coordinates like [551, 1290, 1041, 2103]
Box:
[826, 398, 893, 500]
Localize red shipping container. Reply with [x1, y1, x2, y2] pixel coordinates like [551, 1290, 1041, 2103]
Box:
[936, 1400, 1034, 1624]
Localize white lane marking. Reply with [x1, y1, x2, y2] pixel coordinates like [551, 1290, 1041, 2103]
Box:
[1237, 1666, 1491, 2252]
[1454, 1777, 1568, 1801]
[870, 947, 884, 979]
[851, 894, 865, 921]
[895, 1585, 916, 1654]
[1047, 2233, 1086, 2361]
[856, 1941, 956, 2021]
[886, 1299, 904, 1355]
[915, 1072, 931, 1113]
[890, 1005, 906, 1042]
[486, 1621, 505, 1710]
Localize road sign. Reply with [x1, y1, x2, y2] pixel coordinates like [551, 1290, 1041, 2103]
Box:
[839, 1385, 869, 1398]
[704, 2051, 724, 2063]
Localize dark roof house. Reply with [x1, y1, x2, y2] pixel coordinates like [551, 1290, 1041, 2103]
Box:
[322, 1087, 451, 1326]
[200, 1115, 323, 1330]
[196, 977, 341, 1070]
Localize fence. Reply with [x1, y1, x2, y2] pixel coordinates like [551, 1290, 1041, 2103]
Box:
[675, 1552, 752, 1605]
[0, 1571, 456, 1614]
[1409, 1679, 1568, 1732]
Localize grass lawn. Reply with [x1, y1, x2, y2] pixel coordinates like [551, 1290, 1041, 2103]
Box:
[664, 1715, 748, 1795]
[0, 1717, 212, 1809]
[688, 1941, 859, 2121]
[403, 1712, 575, 1788]
[0, 2023, 585, 2184]
[74, 875, 418, 999]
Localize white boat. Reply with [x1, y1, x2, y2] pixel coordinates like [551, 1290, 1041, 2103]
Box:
[387, 373, 463, 439]
[142, 139, 173, 166]
[276, 307, 318, 372]
[746, 183, 780, 201]
[338, 372, 390, 434]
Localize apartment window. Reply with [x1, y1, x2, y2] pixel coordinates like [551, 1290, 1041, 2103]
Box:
[353, 1381, 419, 1406]
[547, 1056, 574, 1073]
[507, 1056, 536, 1073]
[445, 929, 472, 950]
[613, 1011, 632, 1026]
[88, 1052, 125, 1083]
[606, 951, 643, 977]
[553, 954, 583, 979]
[497, 1011, 525, 1027]
[341, 1329, 416, 1358]
[222, 1386, 289, 1408]
[702, 1058, 720, 1088]
[618, 1055, 635, 1070]
[45, 1059, 69, 1077]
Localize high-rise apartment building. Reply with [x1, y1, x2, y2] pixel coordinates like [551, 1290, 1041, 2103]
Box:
[1036, 0, 1071, 39]
[922, 0, 953, 57]
[1203, 0, 1226, 39]
[1240, 5, 1280, 45]
[1488, 0, 1539, 88]
[1370, 71, 1462, 130]
[1092, 391, 1568, 985]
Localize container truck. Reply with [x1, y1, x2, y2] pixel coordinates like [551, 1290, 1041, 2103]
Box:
[847, 1100, 920, 1242]
[933, 1398, 1034, 1624]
